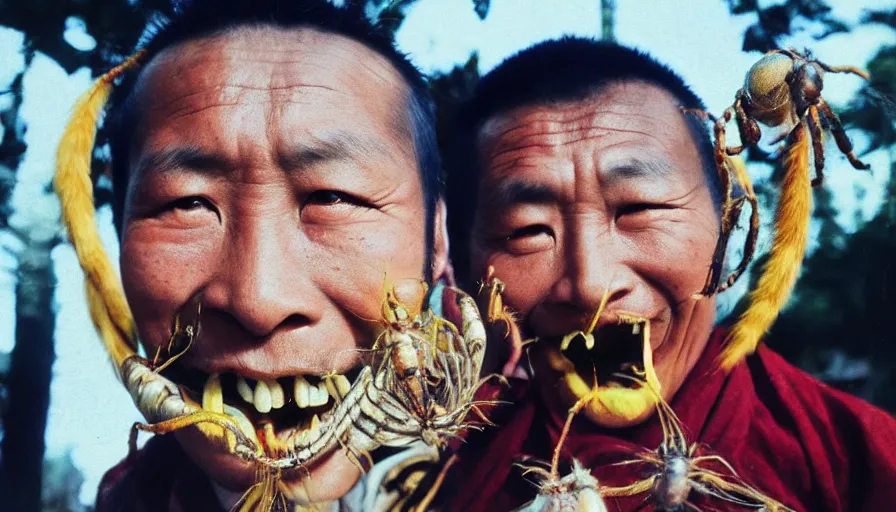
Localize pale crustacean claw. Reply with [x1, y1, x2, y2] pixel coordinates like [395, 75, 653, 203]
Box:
[122, 282, 497, 477]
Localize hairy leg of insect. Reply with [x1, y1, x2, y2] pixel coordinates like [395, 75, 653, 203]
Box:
[818, 62, 870, 80]
[337, 433, 372, 474]
[416, 454, 458, 512]
[153, 304, 201, 373]
[806, 108, 827, 187]
[691, 454, 745, 478]
[236, 482, 264, 512]
[697, 109, 738, 296]
[719, 159, 761, 292]
[600, 476, 656, 498]
[817, 98, 871, 171]
[131, 411, 256, 451]
[732, 93, 762, 153]
[692, 471, 793, 511]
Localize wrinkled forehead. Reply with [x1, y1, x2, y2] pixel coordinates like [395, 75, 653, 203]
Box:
[130, 26, 413, 153]
[476, 81, 695, 167]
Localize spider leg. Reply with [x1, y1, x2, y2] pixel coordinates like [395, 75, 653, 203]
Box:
[817, 97, 871, 171]
[691, 454, 743, 478]
[600, 475, 657, 498]
[716, 153, 757, 292]
[697, 109, 737, 296]
[692, 470, 793, 511]
[718, 158, 760, 293]
[818, 62, 870, 80]
[731, 92, 762, 154]
[690, 478, 760, 509]
[806, 108, 826, 187]
[683, 499, 704, 512]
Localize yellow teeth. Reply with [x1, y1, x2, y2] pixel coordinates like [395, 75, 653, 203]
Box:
[254, 380, 273, 414]
[267, 379, 285, 409]
[202, 373, 224, 413]
[323, 374, 352, 403]
[236, 376, 253, 403]
[294, 376, 311, 408]
[310, 413, 320, 432]
[309, 382, 329, 407]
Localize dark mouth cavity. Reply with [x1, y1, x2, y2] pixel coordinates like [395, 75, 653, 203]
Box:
[560, 323, 644, 388]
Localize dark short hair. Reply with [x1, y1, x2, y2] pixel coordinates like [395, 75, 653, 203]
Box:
[443, 37, 721, 283]
[106, 0, 442, 276]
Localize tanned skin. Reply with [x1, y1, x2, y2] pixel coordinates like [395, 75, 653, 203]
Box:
[470, 82, 719, 426]
[119, 27, 447, 505]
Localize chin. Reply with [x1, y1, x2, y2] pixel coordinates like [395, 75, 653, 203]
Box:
[176, 427, 362, 505]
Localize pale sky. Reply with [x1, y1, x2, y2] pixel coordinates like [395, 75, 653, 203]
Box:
[0, 0, 894, 504]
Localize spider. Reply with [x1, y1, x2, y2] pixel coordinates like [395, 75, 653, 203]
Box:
[697, 47, 870, 296]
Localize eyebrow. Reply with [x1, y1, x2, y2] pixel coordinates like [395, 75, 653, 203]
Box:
[485, 179, 561, 210]
[278, 131, 391, 171]
[133, 145, 230, 179]
[132, 131, 394, 179]
[603, 158, 675, 185]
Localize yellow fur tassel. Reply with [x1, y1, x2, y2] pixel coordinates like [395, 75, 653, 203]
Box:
[54, 51, 145, 368]
[720, 123, 811, 370]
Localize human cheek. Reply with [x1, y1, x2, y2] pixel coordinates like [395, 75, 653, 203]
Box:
[120, 228, 220, 351]
[627, 222, 715, 302]
[480, 249, 554, 319]
[308, 217, 427, 323]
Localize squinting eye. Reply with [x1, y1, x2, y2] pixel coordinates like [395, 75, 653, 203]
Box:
[616, 203, 673, 219]
[307, 190, 348, 205]
[157, 196, 218, 226]
[170, 197, 211, 211]
[305, 190, 369, 207]
[300, 190, 374, 224]
[503, 225, 554, 255]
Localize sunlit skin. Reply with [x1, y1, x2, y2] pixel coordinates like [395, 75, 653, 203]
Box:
[470, 82, 719, 427]
[119, 27, 446, 505]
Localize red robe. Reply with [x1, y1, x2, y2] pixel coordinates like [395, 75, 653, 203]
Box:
[95, 435, 224, 512]
[440, 328, 896, 511]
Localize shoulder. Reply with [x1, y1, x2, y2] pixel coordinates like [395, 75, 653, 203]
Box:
[748, 345, 896, 509]
[95, 435, 220, 512]
[752, 345, 896, 445]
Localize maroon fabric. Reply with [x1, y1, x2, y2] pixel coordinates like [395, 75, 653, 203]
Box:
[96, 435, 224, 512]
[441, 327, 896, 511]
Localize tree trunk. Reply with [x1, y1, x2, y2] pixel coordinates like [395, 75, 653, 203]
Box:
[601, 0, 615, 41]
[0, 234, 57, 511]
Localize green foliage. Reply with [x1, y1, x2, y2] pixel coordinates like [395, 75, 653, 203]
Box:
[726, 0, 850, 52]
[840, 45, 896, 156]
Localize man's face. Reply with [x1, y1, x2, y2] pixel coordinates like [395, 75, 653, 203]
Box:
[470, 82, 718, 428]
[119, 28, 440, 503]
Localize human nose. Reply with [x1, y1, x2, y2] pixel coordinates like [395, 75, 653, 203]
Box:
[552, 223, 632, 313]
[203, 218, 319, 338]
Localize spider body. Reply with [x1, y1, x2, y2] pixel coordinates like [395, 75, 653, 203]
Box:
[729, 48, 870, 182]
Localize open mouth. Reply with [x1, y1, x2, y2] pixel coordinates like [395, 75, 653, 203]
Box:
[543, 314, 661, 427]
[159, 362, 363, 465]
[559, 318, 647, 390]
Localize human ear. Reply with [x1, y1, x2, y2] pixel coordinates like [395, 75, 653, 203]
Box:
[431, 198, 455, 286]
